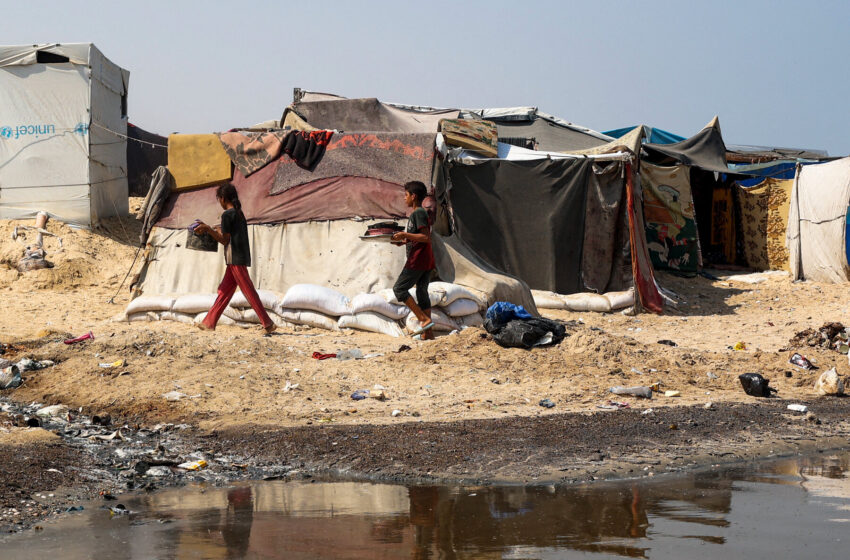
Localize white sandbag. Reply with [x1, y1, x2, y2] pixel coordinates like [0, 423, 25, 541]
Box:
[458, 312, 484, 329]
[442, 297, 482, 317]
[193, 312, 236, 326]
[127, 312, 158, 322]
[280, 284, 351, 316]
[173, 294, 241, 320]
[278, 308, 340, 331]
[561, 293, 612, 313]
[605, 289, 635, 310]
[125, 295, 175, 315]
[338, 312, 405, 337]
[158, 311, 195, 325]
[230, 289, 280, 310]
[269, 313, 293, 329]
[531, 290, 567, 310]
[379, 287, 444, 308]
[429, 281, 485, 306]
[405, 309, 458, 333]
[350, 293, 410, 320]
[240, 308, 262, 324]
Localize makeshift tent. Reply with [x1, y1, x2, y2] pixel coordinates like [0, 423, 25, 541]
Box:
[787, 157, 850, 283]
[605, 126, 685, 145]
[736, 177, 794, 271]
[133, 127, 536, 318]
[436, 130, 663, 313]
[0, 43, 129, 227]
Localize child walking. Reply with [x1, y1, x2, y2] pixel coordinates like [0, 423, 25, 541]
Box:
[391, 181, 435, 340]
[192, 184, 276, 334]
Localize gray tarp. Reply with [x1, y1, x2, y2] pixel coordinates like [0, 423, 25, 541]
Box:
[446, 158, 592, 294]
[287, 98, 458, 133]
[644, 119, 730, 173]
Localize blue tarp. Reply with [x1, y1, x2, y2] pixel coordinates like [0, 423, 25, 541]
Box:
[604, 126, 686, 145]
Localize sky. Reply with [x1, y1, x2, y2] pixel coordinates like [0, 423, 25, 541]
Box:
[2, 0, 848, 156]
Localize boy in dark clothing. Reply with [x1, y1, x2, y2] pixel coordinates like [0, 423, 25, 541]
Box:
[392, 181, 436, 340]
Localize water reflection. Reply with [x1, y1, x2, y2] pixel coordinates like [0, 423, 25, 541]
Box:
[5, 452, 850, 559]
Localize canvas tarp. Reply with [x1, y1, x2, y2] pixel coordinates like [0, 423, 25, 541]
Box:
[0, 43, 128, 227]
[138, 221, 407, 297]
[643, 118, 730, 174]
[787, 157, 850, 282]
[270, 132, 436, 194]
[155, 159, 407, 229]
[737, 177, 793, 271]
[167, 134, 232, 190]
[641, 163, 700, 274]
[288, 98, 458, 133]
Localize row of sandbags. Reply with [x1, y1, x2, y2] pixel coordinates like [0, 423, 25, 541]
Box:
[122, 282, 487, 337]
[531, 288, 635, 313]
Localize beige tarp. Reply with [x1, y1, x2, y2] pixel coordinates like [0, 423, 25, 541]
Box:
[787, 157, 850, 283]
[137, 222, 536, 311]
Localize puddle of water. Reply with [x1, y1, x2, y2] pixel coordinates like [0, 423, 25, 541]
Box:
[3, 452, 850, 559]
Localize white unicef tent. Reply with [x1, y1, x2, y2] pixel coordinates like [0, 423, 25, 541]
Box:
[0, 43, 129, 227]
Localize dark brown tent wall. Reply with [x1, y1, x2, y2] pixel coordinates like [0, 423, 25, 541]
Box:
[443, 158, 633, 295]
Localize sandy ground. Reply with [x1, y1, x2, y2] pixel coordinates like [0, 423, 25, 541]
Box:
[1, 200, 849, 430]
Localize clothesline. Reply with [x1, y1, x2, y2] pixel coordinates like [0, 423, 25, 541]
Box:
[90, 123, 168, 149]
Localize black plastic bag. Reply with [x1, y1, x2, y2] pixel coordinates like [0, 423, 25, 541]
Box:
[485, 317, 566, 349]
[738, 373, 777, 398]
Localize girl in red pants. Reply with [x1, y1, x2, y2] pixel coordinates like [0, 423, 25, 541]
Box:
[193, 184, 276, 333]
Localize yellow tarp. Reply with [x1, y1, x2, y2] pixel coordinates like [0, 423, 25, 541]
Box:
[168, 134, 232, 190]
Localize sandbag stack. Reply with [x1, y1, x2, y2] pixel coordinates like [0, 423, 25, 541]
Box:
[123, 281, 490, 337]
[531, 288, 635, 313]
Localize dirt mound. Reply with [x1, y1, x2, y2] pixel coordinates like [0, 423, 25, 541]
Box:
[0, 202, 144, 292]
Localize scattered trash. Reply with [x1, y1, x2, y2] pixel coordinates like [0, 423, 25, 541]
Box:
[0, 365, 22, 390]
[805, 411, 821, 425]
[98, 359, 125, 368]
[162, 391, 188, 401]
[538, 398, 555, 408]
[350, 389, 369, 401]
[703, 401, 714, 409]
[15, 358, 54, 372]
[657, 339, 677, 347]
[706, 372, 718, 380]
[65, 506, 84, 512]
[597, 401, 630, 410]
[282, 381, 300, 392]
[641, 408, 654, 415]
[370, 388, 387, 401]
[36, 404, 69, 418]
[789, 322, 848, 351]
[177, 459, 208, 471]
[484, 302, 565, 349]
[787, 404, 809, 413]
[391, 409, 402, 417]
[107, 504, 129, 515]
[664, 390, 681, 398]
[336, 349, 363, 361]
[814, 367, 844, 396]
[312, 351, 337, 360]
[784, 371, 793, 378]
[91, 414, 111, 426]
[145, 466, 172, 477]
[395, 344, 412, 353]
[64, 331, 94, 345]
[789, 352, 815, 370]
[89, 430, 123, 442]
[610, 386, 653, 399]
[630, 367, 644, 375]
[738, 373, 777, 398]
[732, 341, 747, 351]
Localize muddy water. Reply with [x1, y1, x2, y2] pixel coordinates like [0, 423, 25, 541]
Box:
[3, 452, 850, 559]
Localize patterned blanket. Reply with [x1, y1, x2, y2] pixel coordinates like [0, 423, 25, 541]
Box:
[641, 163, 699, 274]
[736, 178, 793, 271]
[439, 118, 498, 157]
[271, 132, 436, 194]
[217, 130, 333, 177]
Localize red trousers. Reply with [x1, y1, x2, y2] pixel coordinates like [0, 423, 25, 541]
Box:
[203, 265, 273, 330]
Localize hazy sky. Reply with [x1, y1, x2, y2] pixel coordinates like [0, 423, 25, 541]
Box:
[2, 0, 847, 155]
